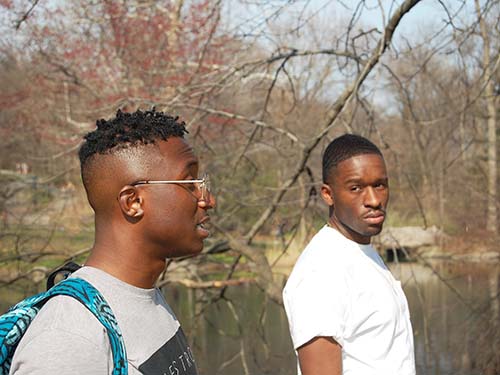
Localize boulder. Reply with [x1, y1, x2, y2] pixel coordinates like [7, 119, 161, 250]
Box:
[374, 225, 446, 250]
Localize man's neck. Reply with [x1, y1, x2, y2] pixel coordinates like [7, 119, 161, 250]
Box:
[85, 243, 166, 289]
[326, 219, 371, 245]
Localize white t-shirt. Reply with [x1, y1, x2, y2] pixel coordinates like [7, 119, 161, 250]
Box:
[283, 225, 415, 375]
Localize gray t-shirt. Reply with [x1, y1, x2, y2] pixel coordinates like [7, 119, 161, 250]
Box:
[10, 266, 198, 375]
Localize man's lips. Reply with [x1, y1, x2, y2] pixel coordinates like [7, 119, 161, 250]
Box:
[197, 216, 210, 226]
[196, 216, 211, 237]
[363, 211, 385, 225]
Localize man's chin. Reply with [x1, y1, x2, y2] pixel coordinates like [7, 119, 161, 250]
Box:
[168, 243, 204, 258]
[366, 225, 383, 237]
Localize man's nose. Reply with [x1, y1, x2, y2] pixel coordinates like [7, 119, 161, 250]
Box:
[363, 187, 381, 208]
[198, 194, 216, 209]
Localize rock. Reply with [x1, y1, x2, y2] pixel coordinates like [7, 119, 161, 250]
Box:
[481, 251, 500, 261]
[375, 226, 446, 250]
[450, 251, 500, 262]
[419, 247, 452, 259]
[373, 226, 499, 263]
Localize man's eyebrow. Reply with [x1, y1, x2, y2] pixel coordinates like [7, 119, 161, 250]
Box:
[179, 159, 199, 175]
[343, 177, 362, 184]
[180, 145, 195, 155]
[186, 159, 199, 167]
[342, 176, 388, 184]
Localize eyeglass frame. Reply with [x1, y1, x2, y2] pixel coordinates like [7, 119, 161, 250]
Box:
[130, 174, 211, 202]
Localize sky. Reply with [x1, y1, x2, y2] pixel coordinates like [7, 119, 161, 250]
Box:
[224, 0, 476, 47]
[220, 0, 481, 114]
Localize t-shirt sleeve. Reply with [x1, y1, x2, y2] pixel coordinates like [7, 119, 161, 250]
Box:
[10, 328, 111, 374]
[283, 268, 349, 350]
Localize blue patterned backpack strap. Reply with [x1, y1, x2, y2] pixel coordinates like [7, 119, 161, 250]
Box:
[0, 278, 127, 375]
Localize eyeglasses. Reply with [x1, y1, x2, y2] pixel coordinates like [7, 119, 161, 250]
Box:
[131, 174, 211, 202]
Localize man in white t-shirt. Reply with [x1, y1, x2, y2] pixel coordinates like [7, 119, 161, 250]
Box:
[283, 134, 416, 375]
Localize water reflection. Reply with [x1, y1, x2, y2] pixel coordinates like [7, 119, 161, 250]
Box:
[163, 261, 500, 375]
[163, 283, 295, 375]
[0, 261, 497, 374]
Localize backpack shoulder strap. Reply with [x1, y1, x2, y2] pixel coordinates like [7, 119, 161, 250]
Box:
[46, 261, 82, 290]
[0, 278, 128, 375]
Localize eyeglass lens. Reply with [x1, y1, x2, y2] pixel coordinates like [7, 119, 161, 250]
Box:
[200, 175, 210, 201]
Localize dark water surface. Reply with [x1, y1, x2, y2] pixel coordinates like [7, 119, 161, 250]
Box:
[0, 261, 497, 374]
[163, 261, 500, 375]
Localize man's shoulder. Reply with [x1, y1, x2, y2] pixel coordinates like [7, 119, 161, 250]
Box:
[22, 294, 107, 346]
[296, 226, 354, 267]
[10, 294, 111, 374]
[284, 227, 354, 290]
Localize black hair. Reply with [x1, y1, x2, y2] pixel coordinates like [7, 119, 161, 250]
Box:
[79, 108, 188, 169]
[322, 134, 383, 182]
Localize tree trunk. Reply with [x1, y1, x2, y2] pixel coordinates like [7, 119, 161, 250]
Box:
[475, 0, 498, 234]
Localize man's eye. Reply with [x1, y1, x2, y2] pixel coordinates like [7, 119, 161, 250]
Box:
[350, 186, 361, 192]
[375, 183, 387, 190]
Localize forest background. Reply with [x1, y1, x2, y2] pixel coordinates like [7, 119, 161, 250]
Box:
[0, 0, 499, 372]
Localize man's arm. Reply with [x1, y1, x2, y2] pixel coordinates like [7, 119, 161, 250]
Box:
[297, 336, 342, 375]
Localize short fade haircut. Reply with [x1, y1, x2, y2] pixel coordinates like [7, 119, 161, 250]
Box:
[322, 134, 383, 182]
[78, 109, 188, 190]
[79, 108, 187, 167]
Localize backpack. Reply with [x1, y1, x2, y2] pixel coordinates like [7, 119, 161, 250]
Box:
[0, 266, 128, 375]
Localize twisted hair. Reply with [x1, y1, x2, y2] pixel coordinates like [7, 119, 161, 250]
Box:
[322, 134, 382, 182]
[79, 109, 188, 168]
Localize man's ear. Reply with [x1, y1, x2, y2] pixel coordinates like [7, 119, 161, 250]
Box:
[118, 186, 144, 219]
[320, 183, 334, 207]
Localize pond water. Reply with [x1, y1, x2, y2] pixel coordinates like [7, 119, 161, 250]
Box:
[163, 261, 500, 375]
[1, 261, 498, 374]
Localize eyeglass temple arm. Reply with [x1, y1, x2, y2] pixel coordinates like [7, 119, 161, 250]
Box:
[132, 179, 205, 186]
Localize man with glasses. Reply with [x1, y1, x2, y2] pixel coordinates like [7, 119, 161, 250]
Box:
[10, 109, 214, 374]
